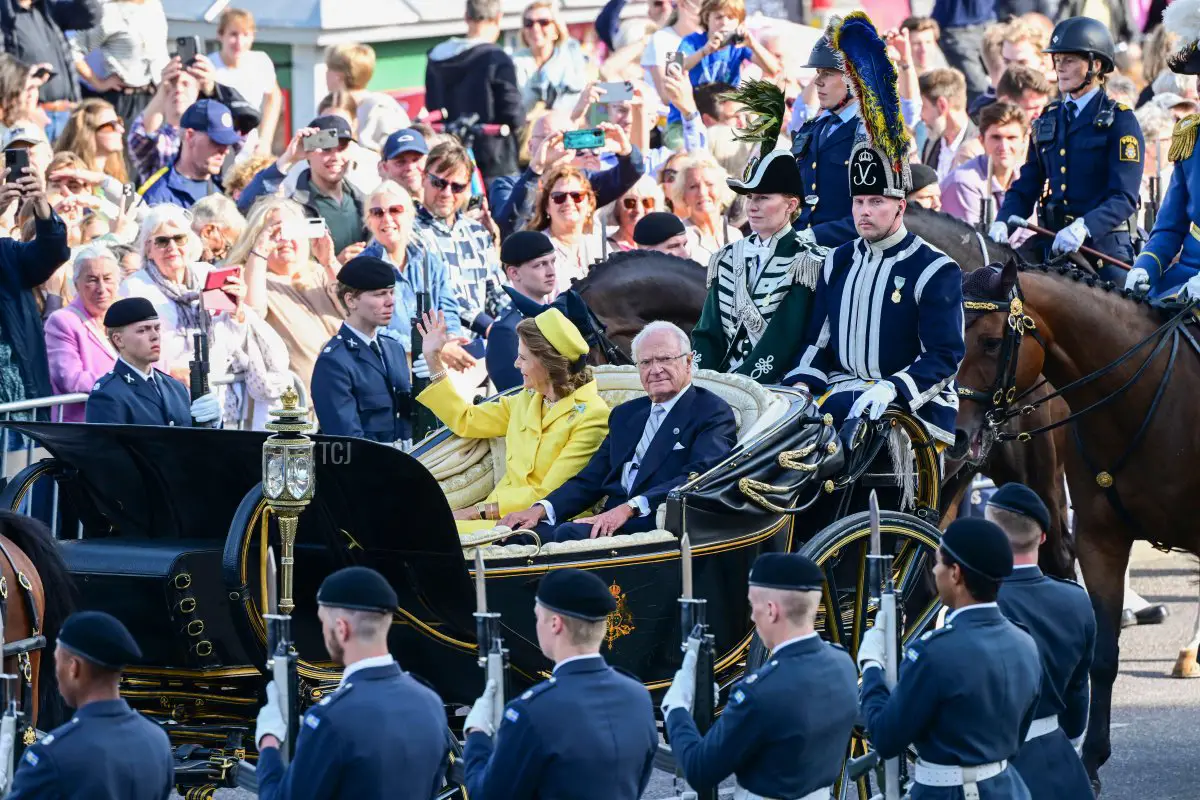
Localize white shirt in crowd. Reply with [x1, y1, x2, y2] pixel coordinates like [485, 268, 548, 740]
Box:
[208, 49, 278, 111]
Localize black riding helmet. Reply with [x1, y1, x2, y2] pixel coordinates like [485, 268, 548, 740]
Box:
[1043, 16, 1116, 75]
[805, 36, 841, 71]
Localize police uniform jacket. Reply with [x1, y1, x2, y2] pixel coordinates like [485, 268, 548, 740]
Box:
[1134, 113, 1200, 295]
[484, 304, 523, 392]
[139, 160, 219, 210]
[417, 376, 609, 533]
[783, 227, 965, 445]
[860, 604, 1042, 799]
[791, 106, 862, 247]
[9, 698, 173, 799]
[256, 661, 448, 800]
[311, 323, 412, 443]
[84, 358, 193, 427]
[997, 89, 1143, 269]
[998, 565, 1096, 799]
[666, 634, 858, 797]
[463, 655, 657, 800]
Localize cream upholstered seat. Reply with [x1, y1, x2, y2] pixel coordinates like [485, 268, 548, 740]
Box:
[413, 367, 790, 560]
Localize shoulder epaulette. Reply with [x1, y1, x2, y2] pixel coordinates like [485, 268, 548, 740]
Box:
[516, 677, 557, 704]
[137, 166, 169, 196]
[1169, 113, 1200, 162]
[1115, 102, 1132, 112]
[917, 624, 955, 644]
[321, 333, 349, 355]
[92, 372, 117, 392]
[1045, 100, 1062, 111]
[1046, 573, 1087, 592]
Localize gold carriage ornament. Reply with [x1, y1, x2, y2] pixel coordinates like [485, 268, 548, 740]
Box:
[262, 387, 316, 615]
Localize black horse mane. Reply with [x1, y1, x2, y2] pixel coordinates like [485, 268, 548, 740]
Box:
[578, 248, 702, 281]
[903, 203, 1021, 268]
[1015, 261, 1152, 308]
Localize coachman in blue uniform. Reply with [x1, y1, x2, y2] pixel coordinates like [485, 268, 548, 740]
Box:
[10, 611, 173, 799]
[992, 17, 1144, 282]
[987, 484, 1096, 799]
[463, 569, 657, 800]
[254, 567, 448, 799]
[311, 256, 412, 445]
[858, 518, 1042, 800]
[662, 553, 858, 799]
[85, 297, 220, 427]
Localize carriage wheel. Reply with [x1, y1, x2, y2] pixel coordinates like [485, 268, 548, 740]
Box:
[801, 510, 942, 800]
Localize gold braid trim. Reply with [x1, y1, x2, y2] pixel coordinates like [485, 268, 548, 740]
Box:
[1168, 113, 1200, 163]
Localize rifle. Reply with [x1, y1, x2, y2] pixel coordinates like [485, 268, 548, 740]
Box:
[1145, 174, 1160, 235]
[190, 328, 210, 425]
[675, 534, 716, 800]
[409, 248, 439, 442]
[263, 547, 299, 766]
[865, 491, 902, 800]
[473, 549, 507, 734]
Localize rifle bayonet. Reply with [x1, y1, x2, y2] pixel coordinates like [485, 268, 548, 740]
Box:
[472, 551, 506, 734]
[866, 490, 902, 800]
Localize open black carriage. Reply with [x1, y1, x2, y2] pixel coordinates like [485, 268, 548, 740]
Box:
[0, 366, 947, 799]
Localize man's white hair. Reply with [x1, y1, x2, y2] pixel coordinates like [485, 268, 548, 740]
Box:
[72, 243, 119, 282]
[631, 320, 691, 361]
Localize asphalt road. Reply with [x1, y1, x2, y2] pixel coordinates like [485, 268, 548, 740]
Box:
[194, 546, 1199, 800]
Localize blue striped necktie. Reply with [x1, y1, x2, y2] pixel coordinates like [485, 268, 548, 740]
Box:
[625, 405, 665, 492]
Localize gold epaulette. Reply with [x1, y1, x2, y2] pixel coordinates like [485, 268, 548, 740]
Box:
[1115, 102, 1132, 112]
[1168, 113, 1200, 162]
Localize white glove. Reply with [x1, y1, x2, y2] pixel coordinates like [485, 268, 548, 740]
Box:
[1070, 734, 1085, 756]
[1051, 217, 1089, 255]
[1182, 273, 1200, 301]
[848, 382, 897, 421]
[413, 355, 430, 379]
[660, 636, 700, 717]
[255, 680, 286, 748]
[856, 604, 894, 673]
[464, 679, 499, 736]
[1124, 267, 1150, 293]
[189, 392, 220, 424]
[988, 221, 1008, 243]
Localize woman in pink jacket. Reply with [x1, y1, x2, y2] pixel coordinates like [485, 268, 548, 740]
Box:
[43, 244, 121, 422]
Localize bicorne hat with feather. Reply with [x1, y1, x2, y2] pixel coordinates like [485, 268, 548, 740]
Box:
[1166, 0, 1200, 75]
[832, 12, 912, 199]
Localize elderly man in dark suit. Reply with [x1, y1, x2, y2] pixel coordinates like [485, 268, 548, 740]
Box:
[502, 321, 737, 541]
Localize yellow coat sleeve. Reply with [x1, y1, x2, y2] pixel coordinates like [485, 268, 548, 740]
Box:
[491, 405, 610, 515]
[417, 377, 512, 439]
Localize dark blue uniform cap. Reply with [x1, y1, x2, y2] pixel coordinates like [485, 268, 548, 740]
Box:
[749, 552, 824, 591]
[632, 212, 687, 246]
[337, 256, 396, 291]
[103, 297, 158, 328]
[180, 99, 240, 146]
[987, 483, 1051, 534]
[500, 230, 554, 267]
[317, 566, 399, 612]
[536, 569, 615, 622]
[58, 611, 142, 669]
[940, 517, 1015, 581]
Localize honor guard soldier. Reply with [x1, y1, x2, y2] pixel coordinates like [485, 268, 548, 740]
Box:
[858, 518, 1042, 800]
[991, 17, 1144, 282]
[783, 15, 964, 446]
[987, 484, 1096, 799]
[633, 211, 693, 259]
[85, 297, 221, 427]
[10, 611, 173, 799]
[791, 29, 862, 247]
[662, 553, 858, 800]
[311, 256, 413, 445]
[463, 569, 657, 800]
[255, 567, 448, 799]
[485, 231, 558, 392]
[690, 150, 825, 384]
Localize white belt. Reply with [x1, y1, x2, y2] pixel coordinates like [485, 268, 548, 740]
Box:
[1024, 715, 1060, 742]
[915, 759, 1007, 800]
[732, 785, 830, 800]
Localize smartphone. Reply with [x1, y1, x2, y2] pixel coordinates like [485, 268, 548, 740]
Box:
[4, 148, 29, 182]
[563, 128, 606, 151]
[667, 51, 686, 72]
[32, 66, 55, 82]
[175, 36, 202, 66]
[283, 218, 326, 240]
[302, 129, 340, 152]
[466, 195, 484, 213]
[202, 266, 241, 313]
[596, 81, 634, 103]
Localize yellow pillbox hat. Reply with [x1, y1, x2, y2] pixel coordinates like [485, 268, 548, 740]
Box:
[533, 307, 589, 363]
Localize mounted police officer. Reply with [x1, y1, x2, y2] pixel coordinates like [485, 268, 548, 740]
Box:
[662, 553, 858, 800]
[463, 569, 657, 800]
[10, 611, 173, 799]
[311, 256, 413, 446]
[858, 518, 1042, 800]
[783, 16, 964, 446]
[84, 297, 221, 427]
[254, 567, 448, 799]
[991, 17, 1144, 283]
[791, 29, 862, 247]
[987, 484, 1096, 799]
[690, 150, 825, 384]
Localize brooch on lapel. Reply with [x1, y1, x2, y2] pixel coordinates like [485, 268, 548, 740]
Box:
[891, 276, 906, 304]
[568, 402, 586, 422]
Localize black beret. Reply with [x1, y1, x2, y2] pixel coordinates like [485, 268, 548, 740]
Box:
[337, 256, 396, 291]
[749, 552, 823, 591]
[940, 518, 1014, 582]
[633, 212, 687, 246]
[317, 566, 398, 613]
[103, 297, 158, 328]
[987, 483, 1051, 534]
[908, 163, 940, 194]
[58, 610, 141, 670]
[536, 569, 615, 622]
[500, 230, 554, 266]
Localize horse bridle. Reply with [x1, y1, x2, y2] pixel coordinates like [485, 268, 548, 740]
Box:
[957, 285, 1041, 429]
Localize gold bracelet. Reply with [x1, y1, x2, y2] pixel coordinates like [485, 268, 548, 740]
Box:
[475, 502, 499, 521]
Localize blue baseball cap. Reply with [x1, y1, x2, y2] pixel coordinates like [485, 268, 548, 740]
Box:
[180, 99, 240, 146]
[383, 128, 428, 160]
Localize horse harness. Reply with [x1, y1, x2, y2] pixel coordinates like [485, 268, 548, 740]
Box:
[0, 536, 45, 734]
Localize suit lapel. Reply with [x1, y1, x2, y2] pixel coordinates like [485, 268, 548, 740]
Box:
[631, 388, 696, 492]
[341, 324, 387, 379]
[116, 361, 168, 423]
[617, 400, 653, 466]
[541, 381, 598, 430]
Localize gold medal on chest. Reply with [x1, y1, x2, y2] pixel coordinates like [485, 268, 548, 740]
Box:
[891, 276, 906, 304]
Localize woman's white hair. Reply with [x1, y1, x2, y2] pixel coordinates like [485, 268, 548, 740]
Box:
[72, 243, 119, 283]
[631, 320, 692, 362]
[191, 193, 247, 236]
[136, 204, 204, 263]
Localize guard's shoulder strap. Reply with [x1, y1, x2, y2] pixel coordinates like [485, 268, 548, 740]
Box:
[138, 167, 169, 196]
[1169, 113, 1200, 162]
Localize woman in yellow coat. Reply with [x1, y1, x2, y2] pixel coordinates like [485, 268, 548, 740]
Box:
[416, 306, 609, 534]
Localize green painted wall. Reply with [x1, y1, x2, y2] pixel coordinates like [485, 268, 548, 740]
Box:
[368, 38, 444, 92]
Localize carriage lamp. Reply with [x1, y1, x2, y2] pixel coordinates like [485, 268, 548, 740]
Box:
[262, 386, 316, 616]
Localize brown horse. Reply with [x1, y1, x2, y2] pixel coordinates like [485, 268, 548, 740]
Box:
[954, 261, 1200, 791]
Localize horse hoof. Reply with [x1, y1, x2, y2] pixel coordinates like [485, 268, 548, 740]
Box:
[1171, 647, 1200, 679]
[1091, 777, 1102, 798]
[1134, 605, 1169, 626]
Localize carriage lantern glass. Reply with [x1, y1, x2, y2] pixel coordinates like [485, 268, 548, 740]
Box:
[262, 387, 316, 615]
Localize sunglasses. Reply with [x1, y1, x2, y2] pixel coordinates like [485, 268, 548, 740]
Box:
[523, 18, 554, 28]
[96, 119, 123, 133]
[152, 233, 189, 249]
[661, 168, 679, 182]
[368, 204, 408, 219]
[622, 196, 655, 210]
[427, 173, 469, 194]
[551, 191, 586, 205]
